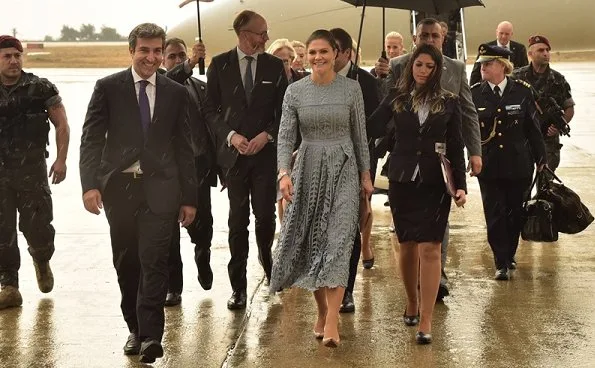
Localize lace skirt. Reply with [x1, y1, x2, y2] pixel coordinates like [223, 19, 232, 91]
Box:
[270, 139, 359, 291]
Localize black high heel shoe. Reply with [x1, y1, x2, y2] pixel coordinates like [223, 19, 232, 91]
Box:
[403, 309, 419, 327]
[362, 257, 375, 269]
[415, 331, 432, 344]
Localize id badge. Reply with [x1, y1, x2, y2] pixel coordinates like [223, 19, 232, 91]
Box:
[435, 142, 446, 154]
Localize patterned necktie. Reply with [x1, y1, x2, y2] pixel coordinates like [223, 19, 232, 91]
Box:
[138, 80, 151, 136]
[493, 85, 501, 98]
[244, 56, 254, 103]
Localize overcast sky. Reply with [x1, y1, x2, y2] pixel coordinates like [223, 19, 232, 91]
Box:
[3, 0, 204, 40]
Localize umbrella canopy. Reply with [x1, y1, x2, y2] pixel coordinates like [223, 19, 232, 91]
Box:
[341, 0, 484, 14]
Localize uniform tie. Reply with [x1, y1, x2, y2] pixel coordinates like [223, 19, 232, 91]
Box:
[244, 56, 254, 103]
[138, 80, 151, 137]
[493, 85, 501, 98]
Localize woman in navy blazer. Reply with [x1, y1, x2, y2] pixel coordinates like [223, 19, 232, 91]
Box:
[368, 44, 466, 344]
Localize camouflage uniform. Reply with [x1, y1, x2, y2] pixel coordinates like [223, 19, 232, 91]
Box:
[512, 63, 574, 171]
[0, 71, 60, 288]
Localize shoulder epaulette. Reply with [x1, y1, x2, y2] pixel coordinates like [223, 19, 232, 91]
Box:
[514, 79, 532, 89]
[470, 82, 481, 89]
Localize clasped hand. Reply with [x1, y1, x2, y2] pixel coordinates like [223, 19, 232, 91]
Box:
[231, 132, 268, 156]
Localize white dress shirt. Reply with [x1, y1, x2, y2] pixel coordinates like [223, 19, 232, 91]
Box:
[122, 68, 157, 173]
[498, 42, 511, 49]
[488, 77, 508, 97]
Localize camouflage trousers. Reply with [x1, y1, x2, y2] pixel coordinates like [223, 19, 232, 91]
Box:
[0, 158, 55, 288]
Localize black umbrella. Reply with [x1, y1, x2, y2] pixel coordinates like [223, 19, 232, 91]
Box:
[341, 0, 485, 65]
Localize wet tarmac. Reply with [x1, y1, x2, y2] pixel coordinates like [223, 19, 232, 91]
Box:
[1, 63, 595, 367]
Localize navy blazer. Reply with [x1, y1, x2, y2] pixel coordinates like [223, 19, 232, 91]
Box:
[368, 92, 467, 192]
[204, 48, 288, 168]
[80, 68, 197, 213]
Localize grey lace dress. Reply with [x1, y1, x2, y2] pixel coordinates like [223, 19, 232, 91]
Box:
[270, 74, 370, 291]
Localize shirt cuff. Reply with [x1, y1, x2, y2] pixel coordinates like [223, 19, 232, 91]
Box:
[227, 130, 236, 146]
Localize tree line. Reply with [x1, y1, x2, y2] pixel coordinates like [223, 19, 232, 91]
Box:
[44, 24, 126, 42]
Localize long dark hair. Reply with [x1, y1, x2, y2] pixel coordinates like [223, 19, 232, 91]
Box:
[394, 43, 447, 114]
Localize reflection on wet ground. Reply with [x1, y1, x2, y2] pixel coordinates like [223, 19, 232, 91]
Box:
[1, 64, 595, 367]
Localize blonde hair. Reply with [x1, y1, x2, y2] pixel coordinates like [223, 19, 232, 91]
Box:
[497, 58, 514, 75]
[267, 38, 296, 60]
[385, 31, 403, 42]
[290, 40, 305, 49]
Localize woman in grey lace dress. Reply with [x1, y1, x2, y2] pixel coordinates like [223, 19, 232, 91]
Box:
[270, 30, 373, 347]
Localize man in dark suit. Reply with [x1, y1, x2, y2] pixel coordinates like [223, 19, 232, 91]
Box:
[204, 10, 288, 310]
[329, 28, 380, 314]
[79, 23, 197, 364]
[161, 38, 217, 306]
[469, 21, 528, 85]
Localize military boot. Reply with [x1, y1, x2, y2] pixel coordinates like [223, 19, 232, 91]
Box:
[34, 261, 54, 293]
[0, 285, 23, 309]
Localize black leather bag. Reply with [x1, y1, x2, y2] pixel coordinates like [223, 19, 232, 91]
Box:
[536, 167, 594, 234]
[521, 172, 558, 242]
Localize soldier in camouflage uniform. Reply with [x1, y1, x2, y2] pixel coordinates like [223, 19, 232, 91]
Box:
[512, 35, 575, 172]
[0, 36, 70, 309]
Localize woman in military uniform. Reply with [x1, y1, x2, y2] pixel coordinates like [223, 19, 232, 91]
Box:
[471, 44, 546, 280]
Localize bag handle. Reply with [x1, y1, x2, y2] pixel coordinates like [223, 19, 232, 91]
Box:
[524, 171, 541, 207]
[544, 166, 563, 184]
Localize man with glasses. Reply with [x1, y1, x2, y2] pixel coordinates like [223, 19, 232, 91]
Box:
[373, 18, 481, 301]
[204, 10, 288, 310]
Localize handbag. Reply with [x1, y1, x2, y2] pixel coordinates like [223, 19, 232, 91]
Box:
[439, 153, 457, 198]
[521, 172, 558, 242]
[536, 167, 594, 234]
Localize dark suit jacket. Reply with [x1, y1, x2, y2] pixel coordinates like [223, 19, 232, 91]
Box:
[204, 48, 289, 169]
[368, 91, 467, 192]
[469, 40, 529, 85]
[472, 77, 546, 180]
[79, 68, 197, 213]
[164, 65, 218, 187]
[386, 54, 481, 157]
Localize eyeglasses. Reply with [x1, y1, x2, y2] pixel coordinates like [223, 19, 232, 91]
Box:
[241, 29, 269, 38]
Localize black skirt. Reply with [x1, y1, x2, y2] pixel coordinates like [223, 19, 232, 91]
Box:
[389, 180, 451, 243]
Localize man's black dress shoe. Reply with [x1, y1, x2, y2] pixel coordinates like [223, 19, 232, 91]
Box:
[494, 268, 510, 281]
[509, 260, 517, 270]
[403, 309, 419, 326]
[415, 331, 432, 344]
[227, 291, 247, 310]
[139, 339, 164, 363]
[123, 333, 140, 355]
[197, 262, 213, 290]
[339, 291, 355, 313]
[164, 292, 182, 307]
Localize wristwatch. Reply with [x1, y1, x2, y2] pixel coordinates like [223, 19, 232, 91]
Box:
[277, 170, 288, 181]
[267, 133, 275, 143]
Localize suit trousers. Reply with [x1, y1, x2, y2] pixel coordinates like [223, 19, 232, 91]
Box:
[168, 177, 214, 293]
[226, 153, 276, 292]
[103, 174, 176, 341]
[478, 177, 532, 269]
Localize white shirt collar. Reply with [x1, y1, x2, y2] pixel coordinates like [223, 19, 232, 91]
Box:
[488, 77, 508, 93]
[497, 42, 511, 49]
[338, 61, 352, 77]
[236, 46, 259, 61]
[131, 67, 156, 86]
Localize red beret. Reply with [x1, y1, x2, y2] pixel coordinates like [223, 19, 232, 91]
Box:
[0, 35, 23, 52]
[528, 35, 551, 49]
